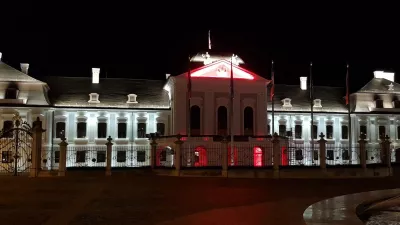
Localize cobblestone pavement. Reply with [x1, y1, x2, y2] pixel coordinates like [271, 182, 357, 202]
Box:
[0, 172, 399, 225]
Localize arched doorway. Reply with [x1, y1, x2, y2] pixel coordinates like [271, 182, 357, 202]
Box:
[244, 107, 254, 136]
[217, 106, 228, 136]
[190, 105, 201, 135]
[253, 146, 263, 167]
[281, 146, 289, 166]
[194, 146, 207, 167]
[156, 146, 174, 167]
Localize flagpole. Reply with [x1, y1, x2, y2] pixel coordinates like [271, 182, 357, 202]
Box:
[310, 62, 314, 158]
[230, 55, 234, 162]
[187, 55, 192, 137]
[347, 64, 352, 163]
[208, 30, 212, 50]
[271, 60, 275, 135]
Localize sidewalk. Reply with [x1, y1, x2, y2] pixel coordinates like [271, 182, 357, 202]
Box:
[0, 174, 398, 225]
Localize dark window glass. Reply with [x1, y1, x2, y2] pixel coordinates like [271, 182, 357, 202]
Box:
[267, 125, 271, 135]
[2, 121, 13, 138]
[137, 123, 146, 138]
[376, 99, 383, 108]
[5, 88, 18, 99]
[217, 106, 228, 135]
[97, 122, 107, 138]
[279, 125, 286, 136]
[97, 151, 106, 163]
[54, 151, 60, 163]
[379, 126, 386, 139]
[244, 107, 254, 136]
[295, 149, 303, 160]
[117, 151, 126, 162]
[327, 150, 334, 160]
[77, 122, 86, 138]
[398, 126, 400, 139]
[326, 125, 333, 139]
[118, 123, 127, 138]
[190, 105, 201, 135]
[156, 123, 165, 136]
[1, 151, 12, 163]
[312, 125, 318, 139]
[341, 125, 348, 139]
[295, 125, 302, 139]
[394, 100, 400, 108]
[56, 122, 65, 138]
[76, 151, 86, 163]
[360, 125, 367, 136]
[160, 150, 167, 161]
[137, 151, 146, 162]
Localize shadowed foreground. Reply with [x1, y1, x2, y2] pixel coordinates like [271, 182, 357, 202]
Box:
[0, 172, 399, 225]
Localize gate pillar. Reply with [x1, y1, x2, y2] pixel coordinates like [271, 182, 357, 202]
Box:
[30, 117, 45, 177]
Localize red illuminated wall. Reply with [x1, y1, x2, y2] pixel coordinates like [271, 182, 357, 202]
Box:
[228, 146, 238, 166]
[253, 146, 263, 167]
[194, 146, 207, 167]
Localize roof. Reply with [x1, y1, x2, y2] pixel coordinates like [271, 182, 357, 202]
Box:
[357, 78, 400, 94]
[0, 62, 43, 83]
[190, 51, 245, 64]
[268, 85, 347, 113]
[42, 77, 170, 109]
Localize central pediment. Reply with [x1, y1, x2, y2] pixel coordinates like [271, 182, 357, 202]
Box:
[189, 60, 257, 80]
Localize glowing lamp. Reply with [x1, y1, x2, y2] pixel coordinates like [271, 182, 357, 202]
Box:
[92, 68, 100, 84]
[20, 63, 29, 74]
[374, 71, 394, 82]
[0, 52, 2, 61]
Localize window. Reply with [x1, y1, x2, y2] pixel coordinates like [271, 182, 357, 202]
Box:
[379, 126, 386, 138]
[76, 151, 86, 163]
[393, 100, 400, 108]
[2, 121, 13, 138]
[5, 88, 18, 99]
[243, 107, 254, 136]
[97, 151, 106, 163]
[311, 125, 318, 139]
[341, 125, 348, 139]
[190, 105, 201, 135]
[295, 149, 303, 160]
[217, 106, 228, 135]
[326, 125, 333, 139]
[360, 125, 367, 136]
[1, 151, 12, 163]
[54, 151, 60, 163]
[327, 150, 334, 160]
[295, 125, 302, 139]
[267, 125, 271, 135]
[279, 125, 286, 136]
[77, 122, 87, 138]
[137, 123, 146, 138]
[97, 122, 107, 138]
[117, 151, 126, 162]
[118, 123, 127, 138]
[375, 99, 383, 108]
[137, 151, 146, 162]
[157, 123, 165, 136]
[55, 122, 65, 138]
[398, 126, 400, 139]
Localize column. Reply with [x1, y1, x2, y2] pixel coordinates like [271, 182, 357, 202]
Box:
[272, 133, 280, 178]
[221, 136, 228, 177]
[358, 133, 367, 170]
[384, 135, 392, 167]
[30, 117, 45, 178]
[174, 134, 183, 176]
[58, 135, 68, 176]
[105, 136, 113, 176]
[318, 133, 327, 171]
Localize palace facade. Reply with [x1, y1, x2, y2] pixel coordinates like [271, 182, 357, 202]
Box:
[0, 51, 399, 171]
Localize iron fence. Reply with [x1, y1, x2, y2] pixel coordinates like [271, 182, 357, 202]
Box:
[66, 145, 107, 168]
[366, 145, 382, 164]
[112, 145, 151, 167]
[41, 145, 60, 170]
[181, 143, 223, 167]
[227, 143, 273, 167]
[325, 143, 360, 165]
[283, 142, 320, 166]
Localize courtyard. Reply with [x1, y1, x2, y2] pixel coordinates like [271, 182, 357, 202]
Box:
[0, 171, 399, 225]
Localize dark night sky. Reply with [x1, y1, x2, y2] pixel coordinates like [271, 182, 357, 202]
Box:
[0, 2, 399, 92]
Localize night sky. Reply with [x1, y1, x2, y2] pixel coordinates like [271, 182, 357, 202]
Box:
[1, 2, 399, 92]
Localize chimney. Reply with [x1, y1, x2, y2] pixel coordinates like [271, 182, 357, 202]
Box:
[0, 52, 2, 61]
[300, 77, 307, 90]
[165, 74, 171, 79]
[20, 63, 29, 74]
[92, 68, 100, 84]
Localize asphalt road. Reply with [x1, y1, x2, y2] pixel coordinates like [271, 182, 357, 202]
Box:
[0, 172, 399, 225]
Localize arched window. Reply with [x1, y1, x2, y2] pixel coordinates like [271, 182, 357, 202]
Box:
[217, 106, 228, 135]
[243, 107, 254, 136]
[253, 146, 263, 167]
[190, 105, 201, 135]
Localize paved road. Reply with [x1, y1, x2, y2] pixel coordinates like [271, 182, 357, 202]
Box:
[0, 171, 399, 225]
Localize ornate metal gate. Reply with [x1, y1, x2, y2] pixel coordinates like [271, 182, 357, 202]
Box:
[0, 113, 32, 176]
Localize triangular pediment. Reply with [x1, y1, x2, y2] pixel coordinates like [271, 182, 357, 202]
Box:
[187, 60, 263, 80]
[357, 78, 400, 94]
